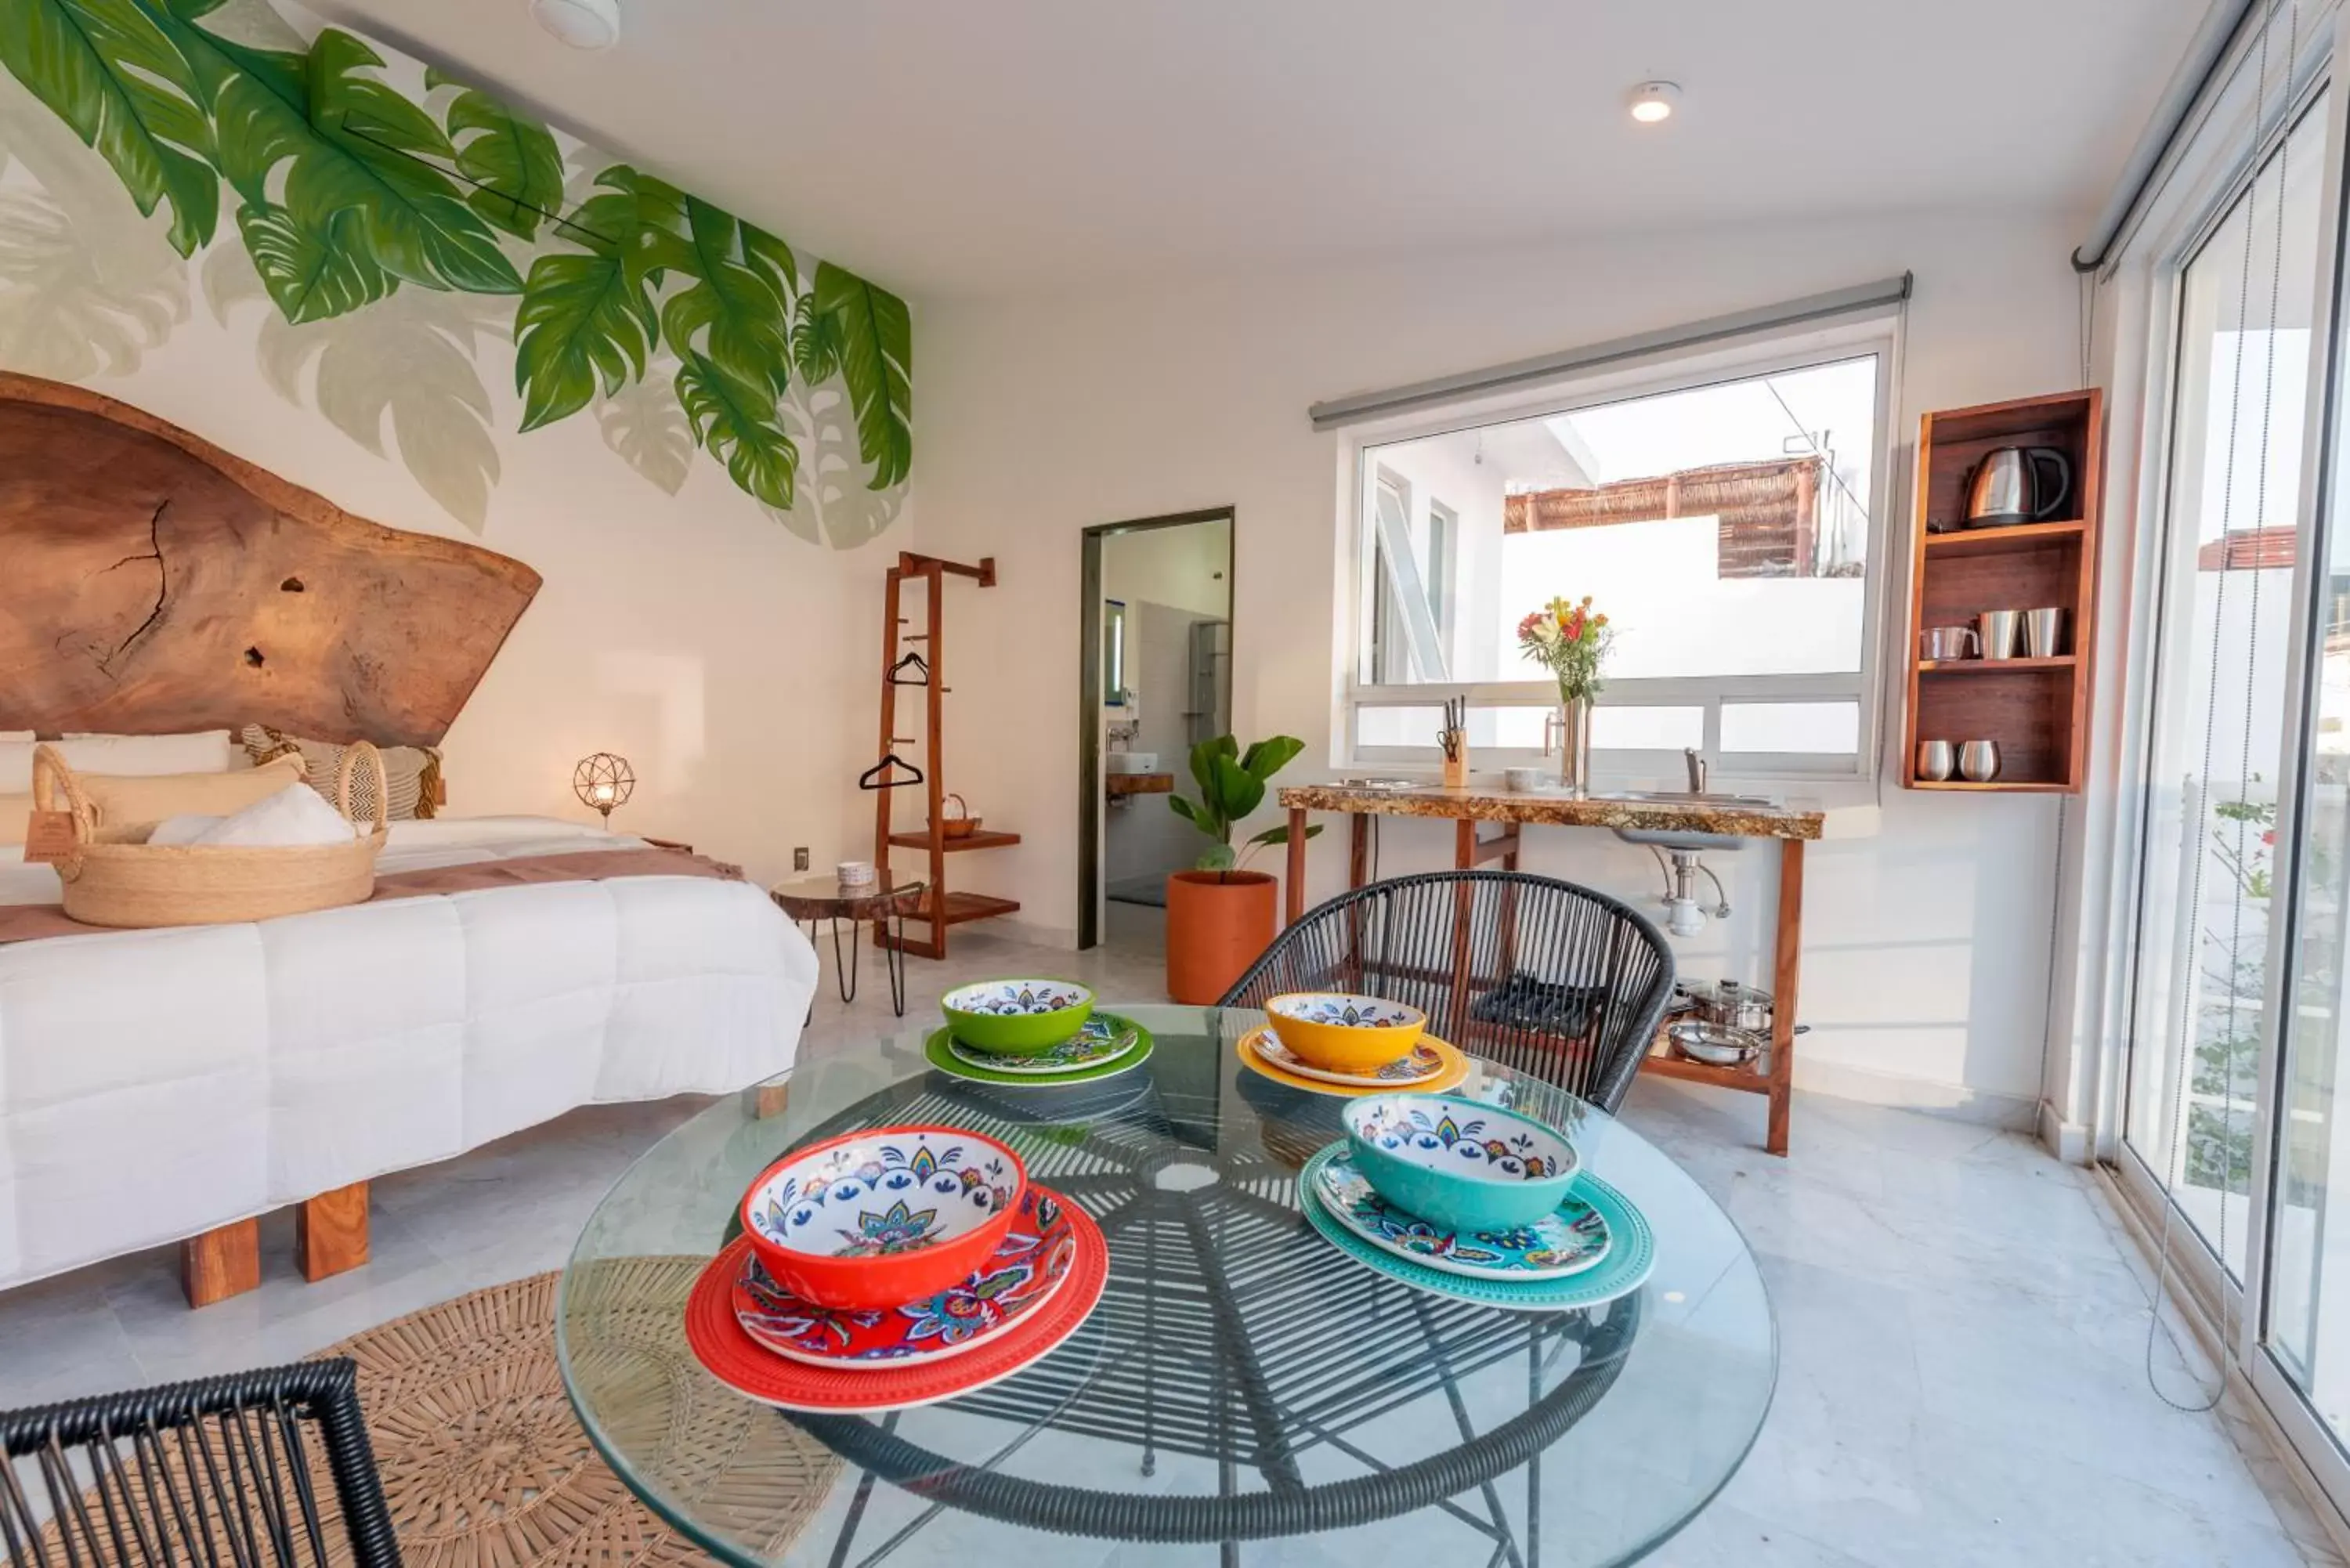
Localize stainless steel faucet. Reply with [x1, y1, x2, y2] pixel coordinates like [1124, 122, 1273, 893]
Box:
[1683, 747, 1708, 794]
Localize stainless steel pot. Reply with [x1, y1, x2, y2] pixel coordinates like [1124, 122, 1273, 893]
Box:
[1677, 978, 1774, 1035]
[1668, 1019, 1763, 1067]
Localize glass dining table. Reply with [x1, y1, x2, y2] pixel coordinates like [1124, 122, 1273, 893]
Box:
[555, 1004, 1775, 1566]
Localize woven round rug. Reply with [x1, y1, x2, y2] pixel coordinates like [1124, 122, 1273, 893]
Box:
[320, 1263, 838, 1567]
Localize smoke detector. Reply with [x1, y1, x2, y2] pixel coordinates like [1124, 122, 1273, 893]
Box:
[532, 0, 620, 49]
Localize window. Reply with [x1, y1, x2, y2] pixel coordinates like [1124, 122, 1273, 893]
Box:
[1345, 325, 1896, 778]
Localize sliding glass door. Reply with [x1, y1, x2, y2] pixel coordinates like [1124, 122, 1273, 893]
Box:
[2126, 96, 2329, 1281]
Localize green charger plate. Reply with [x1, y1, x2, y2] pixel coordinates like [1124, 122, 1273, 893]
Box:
[1297, 1143, 1653, 1312]
[924, 1014, 1154, 1086]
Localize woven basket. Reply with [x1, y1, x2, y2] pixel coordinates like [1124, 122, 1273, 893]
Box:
[32, 740, 389, 928]
[942, 790, 982, 840]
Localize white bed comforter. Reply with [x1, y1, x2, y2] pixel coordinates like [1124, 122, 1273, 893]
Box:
[0, 817, 815, 1290]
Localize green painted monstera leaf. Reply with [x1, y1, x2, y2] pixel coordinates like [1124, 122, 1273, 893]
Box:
[811, 261, 911, 490]
[427, 67, 563, 242]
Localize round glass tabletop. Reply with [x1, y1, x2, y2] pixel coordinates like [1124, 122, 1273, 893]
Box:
[555, 1005, 1775, 1566]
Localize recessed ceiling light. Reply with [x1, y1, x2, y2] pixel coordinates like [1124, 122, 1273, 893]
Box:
[1629, 81, 1680, 125]
[532, 0, 620, 49]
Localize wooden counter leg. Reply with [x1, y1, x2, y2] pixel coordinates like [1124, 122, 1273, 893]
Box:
[181, 1219, 259, 1308]
[296, 1182, 370, 1282]
[1767, 839, 1806, 1157]
[1285, 807, 1310, 926]
[1348, 814, 1370, 889]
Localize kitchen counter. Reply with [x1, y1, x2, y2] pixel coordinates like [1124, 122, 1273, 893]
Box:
[1275, 782, 1824, 840]
[1277, 778, 1817, 1156]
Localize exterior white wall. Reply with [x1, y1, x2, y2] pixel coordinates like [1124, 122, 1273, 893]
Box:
[913, 210, 2086, 1120]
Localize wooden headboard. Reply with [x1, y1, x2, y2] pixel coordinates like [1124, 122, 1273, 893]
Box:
[0, 373, 540, 747]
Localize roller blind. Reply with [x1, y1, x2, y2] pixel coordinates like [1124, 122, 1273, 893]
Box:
[1306, 273, 1913, 432]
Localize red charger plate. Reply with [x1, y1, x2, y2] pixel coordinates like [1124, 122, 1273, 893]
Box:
[686, 1190, 1108, 1414]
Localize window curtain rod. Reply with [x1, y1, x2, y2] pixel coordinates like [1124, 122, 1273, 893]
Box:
[1306, 273, 1913, 432]
[2072, 0, 2260, 273]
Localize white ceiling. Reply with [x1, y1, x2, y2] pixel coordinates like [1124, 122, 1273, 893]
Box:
[313, 0, 2210, 301]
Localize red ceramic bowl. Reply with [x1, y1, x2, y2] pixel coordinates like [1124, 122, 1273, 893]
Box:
[739, 1124, 1027, 1310]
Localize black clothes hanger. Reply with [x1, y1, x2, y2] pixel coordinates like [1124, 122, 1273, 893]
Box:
[889, 650, 931, 686]
[859, 752, 925, 790]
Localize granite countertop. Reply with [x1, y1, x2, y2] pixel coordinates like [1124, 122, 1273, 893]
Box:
[1276, 782, 1825, 840]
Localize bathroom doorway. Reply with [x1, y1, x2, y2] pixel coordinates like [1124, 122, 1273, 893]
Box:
[1078, 508, 1235, 953]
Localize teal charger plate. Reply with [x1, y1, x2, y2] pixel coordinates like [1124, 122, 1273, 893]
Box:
[925, 1015, 1154, 1086]
[1298, 1143, 1654, 1312]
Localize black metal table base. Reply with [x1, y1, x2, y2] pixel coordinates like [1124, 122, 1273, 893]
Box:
[801, 909, 909, 1017]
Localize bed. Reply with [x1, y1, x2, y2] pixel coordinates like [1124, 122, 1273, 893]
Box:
[0, 374, 817, 1302]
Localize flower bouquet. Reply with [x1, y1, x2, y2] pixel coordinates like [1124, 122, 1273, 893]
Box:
[1517, 596, 1614, 795]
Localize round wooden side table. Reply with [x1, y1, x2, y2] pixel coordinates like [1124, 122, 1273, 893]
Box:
[767, 876, 923, 1015]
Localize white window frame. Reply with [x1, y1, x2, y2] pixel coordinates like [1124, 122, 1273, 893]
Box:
[1336, 311, 1904, 786]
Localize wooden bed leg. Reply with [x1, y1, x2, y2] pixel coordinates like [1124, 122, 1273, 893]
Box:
[295, 1182, 370, 1282]
[754, 1081, 792, 1120]
[1767, 840, 1806, 1158]
[181, 1219, 259, 1308]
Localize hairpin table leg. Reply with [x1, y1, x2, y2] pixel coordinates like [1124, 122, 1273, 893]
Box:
[832, 918, 861, 1004]
[886, 901, 909, 1016]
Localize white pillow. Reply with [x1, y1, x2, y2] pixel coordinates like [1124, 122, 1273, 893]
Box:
[56, 731, 234, 775]
[146, 812, 226, 846]
[0, 732, 31, 742]
[190, 783, 358, 847]
[0, 742, 28, 795]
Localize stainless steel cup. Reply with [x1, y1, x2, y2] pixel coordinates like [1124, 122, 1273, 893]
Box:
[1915, 740, 1956, 782]
[2023, 607, 2067, 659]
[1976, 610, 2024, 660]
[1920, 626, 1979, 660]
[1958, 740, 2001, 782]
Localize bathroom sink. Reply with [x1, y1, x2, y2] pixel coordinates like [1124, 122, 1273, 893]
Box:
[1104, 753, 1160, 775]
[1596, 791, 1777, 853]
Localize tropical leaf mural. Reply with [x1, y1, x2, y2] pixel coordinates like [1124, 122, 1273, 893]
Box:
[0, 0, 911, 525]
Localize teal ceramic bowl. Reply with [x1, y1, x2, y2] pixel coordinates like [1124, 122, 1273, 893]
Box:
[1341, 1093, 1579, 1234]
[940, 978, 1096, 1055]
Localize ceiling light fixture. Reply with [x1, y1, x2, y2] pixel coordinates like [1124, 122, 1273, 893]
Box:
[1628, 81, 1679, 125]
[532, 0, 620, 49]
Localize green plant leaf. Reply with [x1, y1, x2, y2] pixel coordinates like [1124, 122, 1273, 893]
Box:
[792, 288, 841, 383]
[1189, 735, 1238, 800]
[428, 68, 562, 242]
[1167, 793, 1198, 824]
[811, 260, 911, 490]
[512, 250, 656, 428]
[741, 220, 797, 301]
[660, 196, 789, 394]
[1196, 844, 1238, 873]
[236, 201, 393, 323]
[1212, 754, 1265, 821]
[180, 21, 520, 302]
[0, 0, 220, 256]
[1238, 735, 1305, 782]
[677, 350, 797, 509]
[1246, 823, 1322, 847]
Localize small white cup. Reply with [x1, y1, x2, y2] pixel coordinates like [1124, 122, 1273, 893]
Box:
[837, 860, 875, 887]
[1503, 766, 1545, 793]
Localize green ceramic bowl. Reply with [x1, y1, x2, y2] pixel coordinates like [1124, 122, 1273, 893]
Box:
[939, 978, 1096, 1054]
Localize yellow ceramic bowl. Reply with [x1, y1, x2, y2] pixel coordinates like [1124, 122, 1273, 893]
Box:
[1264, 992, 1427, 1075]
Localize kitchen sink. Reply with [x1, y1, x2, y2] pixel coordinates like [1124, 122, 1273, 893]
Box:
[1596, 790, 1778, 852]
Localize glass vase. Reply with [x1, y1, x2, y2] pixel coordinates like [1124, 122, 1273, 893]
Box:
[1555, 694, 1593, 798]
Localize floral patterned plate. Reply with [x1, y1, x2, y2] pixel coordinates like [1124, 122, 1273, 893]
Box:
[946, 1016, 1140, 1076]
[1311, 1154, 1609, 1281]
[1299, 1145, 1652, 1313]
[925, 1017, 1154, 1088]
[734, 1186, 1076, 1367]
[1235, 1028, 1471, 1100]
[1242, 1026, 1444, 1088]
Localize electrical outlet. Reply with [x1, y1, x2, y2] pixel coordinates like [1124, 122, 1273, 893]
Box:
[793, 847, 810, 871]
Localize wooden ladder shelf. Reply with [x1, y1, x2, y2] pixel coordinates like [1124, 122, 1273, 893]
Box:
[872, 551, 1018, 959]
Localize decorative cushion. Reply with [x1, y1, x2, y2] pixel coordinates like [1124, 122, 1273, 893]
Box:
[186, 782, 358, 847]
[80, 754, 309, 836]
[56, 731, 236, 775]
[240, 726, 440, 821]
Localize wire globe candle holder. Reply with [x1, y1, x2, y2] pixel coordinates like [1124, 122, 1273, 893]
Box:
[573, 753, 635, 824]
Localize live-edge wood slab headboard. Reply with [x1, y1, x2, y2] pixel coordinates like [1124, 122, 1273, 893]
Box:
[0, 372, 540, 747]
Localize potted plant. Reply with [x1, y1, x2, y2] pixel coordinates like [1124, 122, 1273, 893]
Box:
[1163, 735, 1321, 1003]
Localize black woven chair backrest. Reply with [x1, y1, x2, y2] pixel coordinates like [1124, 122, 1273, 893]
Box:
[1220, 869, 1676, 1113]
[0, 1357, 398, 1568]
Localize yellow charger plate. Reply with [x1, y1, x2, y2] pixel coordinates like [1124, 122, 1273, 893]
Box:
[1236, 1025, 1472, 1098]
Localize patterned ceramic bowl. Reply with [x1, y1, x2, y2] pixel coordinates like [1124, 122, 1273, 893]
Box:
[941, 978, 1096, 1055]
[1264, 992, 1427, 1075]
[740, 1125, 1028, 1310]
[1341, 1093, 1578, 1233]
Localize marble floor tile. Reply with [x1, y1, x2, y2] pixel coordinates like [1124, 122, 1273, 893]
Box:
[0, 931, 2338, 1566]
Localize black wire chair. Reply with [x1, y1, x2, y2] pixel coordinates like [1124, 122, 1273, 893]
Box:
[0, 1358, 399, 1568]
[1220, 869, 1676, 1113]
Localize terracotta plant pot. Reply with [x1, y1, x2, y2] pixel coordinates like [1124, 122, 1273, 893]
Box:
[1165, 869, 1278, 1004]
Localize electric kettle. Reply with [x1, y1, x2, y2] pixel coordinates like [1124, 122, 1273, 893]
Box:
[1965, 446, 2072, 528]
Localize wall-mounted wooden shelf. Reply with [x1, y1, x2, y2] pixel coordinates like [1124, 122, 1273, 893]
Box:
[1902, 390, 2103, 793]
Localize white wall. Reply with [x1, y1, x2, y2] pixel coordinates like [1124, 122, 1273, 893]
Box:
[913, 210, 2084, 1120]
